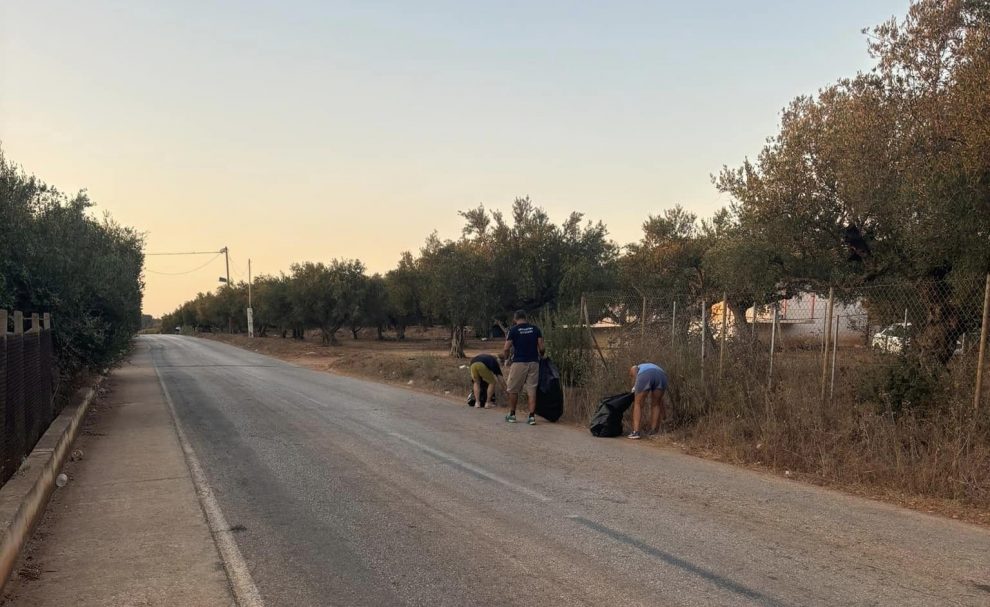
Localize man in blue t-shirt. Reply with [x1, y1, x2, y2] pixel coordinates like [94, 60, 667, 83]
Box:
[627, 362, 669, 440]
[502, 310, 545, 425]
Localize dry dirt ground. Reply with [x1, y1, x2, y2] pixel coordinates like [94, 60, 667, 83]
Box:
[203, 327, 496, 402]
[200, 329, 990, 527]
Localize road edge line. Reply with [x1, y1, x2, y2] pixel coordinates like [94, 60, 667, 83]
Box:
[0, 377, 103, 591]
[153, 363, 265, 607]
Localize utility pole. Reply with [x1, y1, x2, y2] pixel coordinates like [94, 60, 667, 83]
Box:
[221, 246, 232, 334]
[247, 258, 255, 338]
[222, 246, 230, 285]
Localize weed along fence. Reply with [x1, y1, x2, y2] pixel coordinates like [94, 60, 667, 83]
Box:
[0, 311, 56, 486]
[580, 275, 990, 411]
[572, 275, 990, 505]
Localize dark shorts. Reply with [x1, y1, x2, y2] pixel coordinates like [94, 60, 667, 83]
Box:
[634, 367, 668, 393]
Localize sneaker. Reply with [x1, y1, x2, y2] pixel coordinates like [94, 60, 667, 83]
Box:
[505, 413, 517, 423]
[627, 431, 641, 440]
[527, 414, 537, 426]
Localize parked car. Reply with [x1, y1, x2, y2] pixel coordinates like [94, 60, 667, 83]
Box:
[872, 323, 911, 354]
[872, 322, 966, 356]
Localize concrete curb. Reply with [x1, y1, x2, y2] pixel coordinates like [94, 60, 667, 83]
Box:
[0, 377, 103, 590]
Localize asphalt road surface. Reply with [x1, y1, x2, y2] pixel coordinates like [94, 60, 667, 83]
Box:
[145, 335, 990, 607]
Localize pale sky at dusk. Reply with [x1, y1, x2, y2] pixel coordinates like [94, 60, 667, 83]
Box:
[1, 1, 908, 316]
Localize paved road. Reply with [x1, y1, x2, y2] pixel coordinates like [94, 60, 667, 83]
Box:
[146, 335, 990, 607]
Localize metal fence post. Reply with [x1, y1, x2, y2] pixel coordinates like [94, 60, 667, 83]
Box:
[975, 273, 990, 410]
[829, 310, 840, 403]
[752, 301, 757, 339]
[768, 302, 779, 390]
[700, 299, 707, 385]
[581, 296, 607, 368]
[701, 299, 707, 361]
[671, 301, 677, 345]
[718, 292, 728, 382]
[820, 286, 834, 402]
[641, 295, 647, 345]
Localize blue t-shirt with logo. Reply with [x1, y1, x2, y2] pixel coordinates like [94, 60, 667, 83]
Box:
[507, 323, 542, 363]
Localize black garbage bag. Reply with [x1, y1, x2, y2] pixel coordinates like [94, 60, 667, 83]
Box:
[467, 379, 491, 407]
[535, 358, 564, 422]
[589, 392, 634, 437]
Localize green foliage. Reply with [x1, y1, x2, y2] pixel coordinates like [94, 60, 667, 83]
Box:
[288, 259, 366, 345]
[0, 148, 144, 376]
[858, 357, 941, 415]
[384, 252, 425, 338]
[418, 236, 490, 357]
[459, 198, 619, 315]
[715, 0, 990, 366]
[351, 274, 390, 339]
[251, 275, 294, 336]
[539, 308, 591, 386]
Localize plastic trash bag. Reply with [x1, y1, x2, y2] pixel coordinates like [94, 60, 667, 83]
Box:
[589, 392, 634, 437]
[535, 358, 564, 422]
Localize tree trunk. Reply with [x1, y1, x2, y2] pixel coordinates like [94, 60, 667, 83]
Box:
[449, 324, 466, 358]
[727, 299, 753, 341]
[914, 275, 964, 368]
[351, 325, 360, 339]
[397, 324, 406, 340]
[377, 325, 384, 340]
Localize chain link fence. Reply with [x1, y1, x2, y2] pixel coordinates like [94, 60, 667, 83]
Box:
[580, 275, 990, 412]
[0, 312, 56, 485]
[570, 275, 990, 505]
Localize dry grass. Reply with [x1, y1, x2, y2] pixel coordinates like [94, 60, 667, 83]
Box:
[571, 330, 990, 524]
[202, 328, 501, 402]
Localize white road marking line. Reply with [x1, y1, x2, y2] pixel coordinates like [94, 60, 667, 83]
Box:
[153, 363, 266, 607]
[388, 432, 552, 503]
[253, 380, 553, 504]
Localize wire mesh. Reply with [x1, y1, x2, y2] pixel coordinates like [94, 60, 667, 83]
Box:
[581, 274, 990, 416]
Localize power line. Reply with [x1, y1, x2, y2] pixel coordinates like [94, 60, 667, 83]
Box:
[146, 250, 222, 256]
[145, 253, 223, 276]
[227, 254, 248, 281]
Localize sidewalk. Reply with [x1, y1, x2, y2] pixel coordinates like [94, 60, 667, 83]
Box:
[1, 343, 234, 606]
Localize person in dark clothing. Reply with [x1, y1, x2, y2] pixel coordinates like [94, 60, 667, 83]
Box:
[502, 310, 545, 425]
[469, 353, 505, 408]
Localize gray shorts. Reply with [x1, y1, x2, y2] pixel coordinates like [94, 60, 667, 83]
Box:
[507, 361, 539, 394]
[634, 367, 668, 393]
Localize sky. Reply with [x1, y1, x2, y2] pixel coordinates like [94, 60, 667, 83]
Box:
[1, 0, 909, 316]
